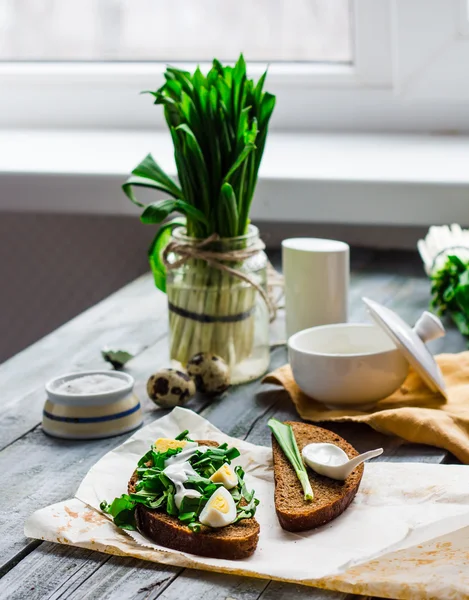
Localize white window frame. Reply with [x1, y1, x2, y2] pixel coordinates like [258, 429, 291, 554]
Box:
[0, 0, 469, 132]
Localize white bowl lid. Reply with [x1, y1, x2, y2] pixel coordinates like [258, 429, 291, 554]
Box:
[362, 297, 447, 399]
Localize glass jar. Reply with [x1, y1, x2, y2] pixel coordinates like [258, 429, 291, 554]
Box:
[165, 225, 270, 384]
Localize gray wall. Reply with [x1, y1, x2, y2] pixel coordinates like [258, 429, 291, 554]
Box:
[0, 212, 426, 364]
[0, 212, 153, 363]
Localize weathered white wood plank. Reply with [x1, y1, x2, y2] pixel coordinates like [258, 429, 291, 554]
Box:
[0, 542, 181, 600]
[0, 274, 168, 449]
[156, 570, 268, 600]
[259, 580, 345, 600]
[0, 250, 460, 600]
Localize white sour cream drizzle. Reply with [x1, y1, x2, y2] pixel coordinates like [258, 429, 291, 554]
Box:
[163, 443, 209, 508]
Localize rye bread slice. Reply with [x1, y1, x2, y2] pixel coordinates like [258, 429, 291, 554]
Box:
[272, 422, 364, 532]
[128, 440, 259, 559]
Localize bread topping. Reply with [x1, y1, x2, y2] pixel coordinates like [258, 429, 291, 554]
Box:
[163, 442, 202, 508]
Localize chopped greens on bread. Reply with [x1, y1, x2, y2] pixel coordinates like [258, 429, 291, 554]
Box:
[100, 430, 259, 539]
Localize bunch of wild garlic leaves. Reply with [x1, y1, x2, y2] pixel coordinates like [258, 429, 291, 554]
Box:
[122, 54, 275, 291]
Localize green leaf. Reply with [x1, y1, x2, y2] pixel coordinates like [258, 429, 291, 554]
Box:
[140, 199, 209, 226]
[101, 494, 137, 530]
[212, 58, 224, 76]
[254, 69, 267, 105]
[101, 349, 133, 370]
[450, 310, 469, 336]
[123, 176, 177, 207]
[268, 418, 314, 501]
[166, 492, 178, 516]
[179, 495, 202, 514]
[148, 494, 167, 509]
[124, 154, 183, 203]
[459, 270, 469, 287]
[234, 466, 254, 503]
[259, 92, 276, 127]
[225, 446, 241, 461]
[178, 511, 198, 524]
[193, 66, 207, 92]
[455, 283, 469, 314]
[147, 217, 186, 293]
[166, 67, 194, 96]
[164, 79, 183, 101]
[232, 53, 247, 118]
[448, 255, 467, 272]
[217, 183, 238, 237]
[175, 124, 212, 217]
[224, 140, 256, 184]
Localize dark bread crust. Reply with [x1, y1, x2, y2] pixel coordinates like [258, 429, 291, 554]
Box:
[272, 422, 364, 532]
[128, 440, 259, 559]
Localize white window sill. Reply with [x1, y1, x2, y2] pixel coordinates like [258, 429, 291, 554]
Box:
[1, 129, 469, 227]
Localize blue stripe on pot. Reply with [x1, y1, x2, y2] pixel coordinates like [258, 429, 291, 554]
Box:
[43, 402, 141, 423]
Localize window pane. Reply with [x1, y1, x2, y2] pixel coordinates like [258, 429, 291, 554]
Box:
[0, 0, 352, 63]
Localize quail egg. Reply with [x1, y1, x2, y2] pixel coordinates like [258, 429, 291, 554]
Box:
[186, 353, 230, 395]
[210, 463, 238, 490]
[199, 486, 237, 528]
[147, 368, 195, 408]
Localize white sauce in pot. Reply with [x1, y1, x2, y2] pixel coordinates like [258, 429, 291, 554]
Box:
[56, 374, 125, 395]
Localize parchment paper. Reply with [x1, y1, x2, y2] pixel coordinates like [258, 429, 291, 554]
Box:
[25, 407, 469, 598]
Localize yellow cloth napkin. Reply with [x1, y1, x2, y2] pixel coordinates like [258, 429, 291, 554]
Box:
[263, 352, 469, 464]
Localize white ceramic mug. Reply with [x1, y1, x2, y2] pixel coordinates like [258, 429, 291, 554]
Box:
[282, 238, 350, 338]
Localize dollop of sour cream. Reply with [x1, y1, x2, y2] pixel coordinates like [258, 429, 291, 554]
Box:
[302, 443, 348, 467]
[163, 443, 203, 509]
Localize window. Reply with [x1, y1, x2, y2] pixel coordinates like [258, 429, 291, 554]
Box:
[1, 0, 469, 132]
[0, 0, 352, 63]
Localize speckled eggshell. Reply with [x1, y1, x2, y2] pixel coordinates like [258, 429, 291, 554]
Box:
[186, 353, 231, 396]
[147, 368, 196, 408]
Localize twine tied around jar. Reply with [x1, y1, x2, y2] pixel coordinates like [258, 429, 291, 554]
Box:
[162, 233, 283, 322]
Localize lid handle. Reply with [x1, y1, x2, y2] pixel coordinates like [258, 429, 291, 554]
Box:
[413, 312, 445, 344]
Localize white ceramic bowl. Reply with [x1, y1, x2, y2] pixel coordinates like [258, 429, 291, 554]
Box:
[288, 323, 409, 409]
[43, 370, 142, 439]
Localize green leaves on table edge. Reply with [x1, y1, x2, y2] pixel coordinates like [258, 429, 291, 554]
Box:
[100, 431, 259, 533]
[431, 255, 469, 338]
[121, 54, 276, 293]
[268, 418, 314, 501]
[101, 348, 134, 370]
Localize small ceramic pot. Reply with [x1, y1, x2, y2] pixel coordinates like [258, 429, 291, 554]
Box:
[288, 323, 409, 409]
[43, 370, 142, 439]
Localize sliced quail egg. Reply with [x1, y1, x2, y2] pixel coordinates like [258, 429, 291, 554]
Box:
[154, 438, 188, 453]
[199, 486, 237, 528]
[209, 463, 238, 490]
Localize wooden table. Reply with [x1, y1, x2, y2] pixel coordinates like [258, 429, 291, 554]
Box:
[0, 249, 464, 600]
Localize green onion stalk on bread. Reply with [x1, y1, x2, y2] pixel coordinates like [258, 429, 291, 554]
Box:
[268, 418, 314, 501]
